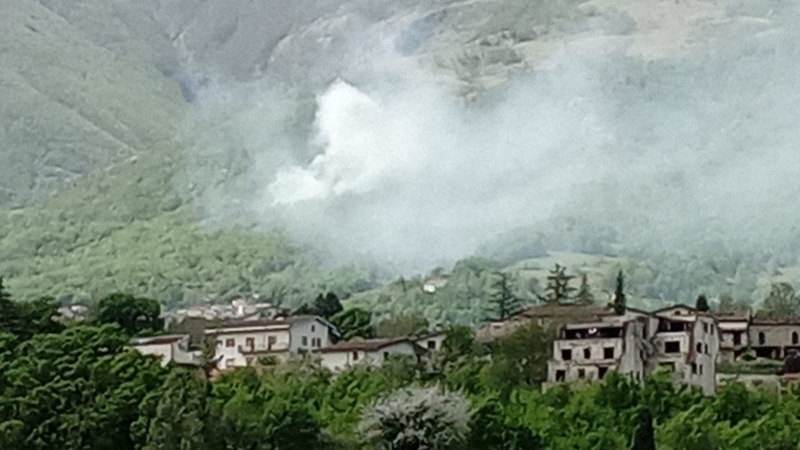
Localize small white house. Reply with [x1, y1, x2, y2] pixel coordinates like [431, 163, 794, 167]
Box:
[319, 338, 422, 372]
[131, 334, 199, 367]
[205, 316, 337, 370]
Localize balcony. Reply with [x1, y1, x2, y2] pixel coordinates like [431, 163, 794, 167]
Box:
[239, 343, 290, 354]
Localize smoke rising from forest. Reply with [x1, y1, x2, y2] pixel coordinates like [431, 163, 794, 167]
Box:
[186, 2, 800, 273]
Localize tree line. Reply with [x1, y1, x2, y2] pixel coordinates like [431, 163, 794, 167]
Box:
[5, 277, 800, 449]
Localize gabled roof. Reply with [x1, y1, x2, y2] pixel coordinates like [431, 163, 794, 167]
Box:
[204, 315, 340, 336]
[320, 338, 417, 353]
[132, 334, 188, 346]
[518, 303, 618, 319]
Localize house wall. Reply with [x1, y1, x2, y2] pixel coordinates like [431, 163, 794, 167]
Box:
[417, 334, 446, 352]
[548, 337, 626, 382]
[320, 342, 418, 372]
[718, 321, 749, 363]
[289, 319, 332, 353]
[213, 328, 291, 369]
[135, 343, 174, 367]
[749, 324, 800, 358]
[692, 316, 718, 396]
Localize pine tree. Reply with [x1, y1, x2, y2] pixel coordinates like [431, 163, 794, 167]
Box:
[695, 294, 710, 312]
[543, 264, 575, 304]
[490, 272, 522, 321]
[613, 271, 627, 314]
[630, 407, 656, 450]
[576, 274, 595, 305]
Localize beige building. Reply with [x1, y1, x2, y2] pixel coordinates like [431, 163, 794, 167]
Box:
[205, 316, 337, 370]
[653, 305, 719, 395]
[713, 312, 751, 362]
[542, 304, 719, 395]
[749, 318, 800, 359]
[415, 331, 446, 352]
[319, 338, 423, 371]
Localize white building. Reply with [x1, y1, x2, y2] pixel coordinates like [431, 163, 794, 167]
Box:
[131, 334, 199, 367]
[319, 338, 422, 372]
[205, 316, 337, 370]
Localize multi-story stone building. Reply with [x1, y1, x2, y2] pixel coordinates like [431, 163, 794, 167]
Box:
[713, 311, 751, 362]
[544, 304, 719, 395]
[749, 317, 800, 359]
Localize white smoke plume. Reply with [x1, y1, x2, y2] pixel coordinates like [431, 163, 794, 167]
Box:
[185, 1, 800, 273]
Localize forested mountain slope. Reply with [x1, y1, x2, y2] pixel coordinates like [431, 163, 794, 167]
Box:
[2, 0, 800, 313]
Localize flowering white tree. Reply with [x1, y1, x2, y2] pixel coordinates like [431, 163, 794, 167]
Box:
[358, 386, 471, 450]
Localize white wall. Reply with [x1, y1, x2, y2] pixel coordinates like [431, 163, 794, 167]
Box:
[213, 328, 290, 369]
[320, 342, 418, 372]
[135, 343, 174, 367]
[289, 318, 332, 352]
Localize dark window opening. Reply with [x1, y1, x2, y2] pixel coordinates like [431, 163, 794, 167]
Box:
[659, 320, 689, 332]
[383, 352, 389, 359]
[563, 327, 623, 339]
[352, 351, 359, 361]
[759, 332, 766, 345]
[703, 323, 708, 333]
[556, 370, 566, 381]
[733, 332, 742, 346]
[225, 338, 235, 348]
[598, 367, 609, 379]
[578, 369, 586, 379]
[604, 347, 615, 359]
[793, 332, 799, 345]
[427, 340, 436, 350]
[704, 344, 709, 354]
[268, 336, 277, 347]
[699, 364, 704, 375]
[301, 336, 308, 346]
[562, 349, 572, 361]
[245, 337, 254, 350]
[696, 343, 702, 353]
[583, 348, 591, 359]
[692, 363, 697, 374]
[665, 341, 680, 353]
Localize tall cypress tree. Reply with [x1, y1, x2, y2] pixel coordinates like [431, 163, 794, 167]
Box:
[695, 294, 710, 312]
[544, 264, 575, 304]
[576, 274, 595, 305]
[613, 271, 627, 314]
[490, 272, 522, 321]
[630, 407, 656, 450]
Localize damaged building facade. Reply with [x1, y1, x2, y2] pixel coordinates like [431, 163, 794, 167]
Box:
[541, 304, 718, 395]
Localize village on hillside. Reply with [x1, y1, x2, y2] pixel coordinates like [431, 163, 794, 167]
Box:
[125, 280, 800, 395]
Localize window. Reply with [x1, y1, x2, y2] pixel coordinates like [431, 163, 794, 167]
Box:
[699, 364, 704, 375]
[427, 340, 436, 350]
[352, 351, 359, 361]
[711, 324, 715, 335]
[704, 344, 709, 354]
[578, 369, 586, 379]
[733, 332, 742, 346]
[604, 347, 615, 359]
[556, 370, 566, 381]
[793, 332, 799, 345]
[692, 363, 697, 374]
[759, 332, 766, 345]
[245, 337, 254, 349]
[665, 341, 680, 353]
[598, 367, 609, 379]
[217, 340, 223, 347]
[313, 338, 320, 348]
[268, 336, 277, 347]
[562, 349, 572, 361]
[311, 324, 316, 332]
[703, 323, 708, 333]
[583, 348, 591, 359]
[301, 336, 308, 346]
[226, 358, 235, 367]
[225, 338, 235, 348]
[383, 352, 389, 359]
[696, 343, 702, 353]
